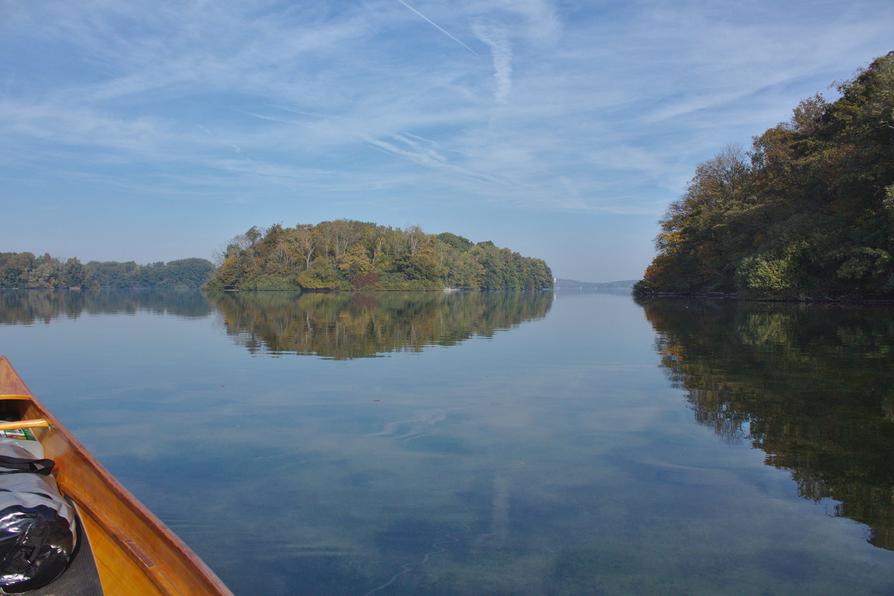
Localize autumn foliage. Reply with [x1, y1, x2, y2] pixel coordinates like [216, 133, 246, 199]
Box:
[207, 220, 553, 291]
[636, 52, 894, 299]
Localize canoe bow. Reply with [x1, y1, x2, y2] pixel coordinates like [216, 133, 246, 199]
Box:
[0, 356, 231, 596]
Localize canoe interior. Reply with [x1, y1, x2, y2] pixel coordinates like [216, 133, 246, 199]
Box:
[29, 500, 103, 596]
[0, 356, 231, 596]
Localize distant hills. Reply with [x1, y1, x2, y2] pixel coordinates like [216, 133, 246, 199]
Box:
[555, 278, 636, 291]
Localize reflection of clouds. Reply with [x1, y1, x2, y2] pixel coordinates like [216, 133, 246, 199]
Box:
[474, 474, 510, 552]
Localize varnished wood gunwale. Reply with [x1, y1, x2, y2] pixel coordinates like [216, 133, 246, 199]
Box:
[0, 356, 231, 596]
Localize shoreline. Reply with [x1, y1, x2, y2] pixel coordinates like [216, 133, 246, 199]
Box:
[634, 291, 894, 305]
[210, 286, 553, 294]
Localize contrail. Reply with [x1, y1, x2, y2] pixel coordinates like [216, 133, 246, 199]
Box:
[396, 0, 478, 55]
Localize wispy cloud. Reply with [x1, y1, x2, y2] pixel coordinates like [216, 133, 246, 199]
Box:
[474, 24, 513, 104]
[396, 0, 478, 55]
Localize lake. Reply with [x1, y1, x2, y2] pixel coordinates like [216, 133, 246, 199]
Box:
[1, 290, 892, 595]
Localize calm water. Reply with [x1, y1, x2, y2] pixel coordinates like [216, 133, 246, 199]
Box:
[1, 290, 893, 595]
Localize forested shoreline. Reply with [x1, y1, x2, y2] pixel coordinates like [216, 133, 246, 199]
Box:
[2, 222, 552, 293]
[0, 253, 214, 290]
[635, 52, 894, 300]
[206, 221, 553, 291]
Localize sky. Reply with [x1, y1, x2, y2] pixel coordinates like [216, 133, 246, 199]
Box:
[1, 1, 892, 281]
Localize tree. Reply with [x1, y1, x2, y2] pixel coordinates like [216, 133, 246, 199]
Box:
[63, 258, 86, 288]
[337, 244, 373, 279]
[244, 226, 262, 250]
[405, 225, 424, 256]
[293, 225, 317, 270]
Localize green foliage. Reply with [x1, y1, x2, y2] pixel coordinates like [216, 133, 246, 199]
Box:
[735, 255, 792, 292]
[297, 257, 351, 290]
[84, 258, 215, 289]
[242, 274, 301, 291]
[884, 184, 894, 221]
[833, 247, 891, 281]
[638, 52, 894, 298]
[0, 253, 214, 289]
[209, 220, 554, 291]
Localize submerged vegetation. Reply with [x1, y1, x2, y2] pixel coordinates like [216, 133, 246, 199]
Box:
[642, 299, 894, 550]
[636, 52, 894, 299]
[206, 220, 553, 292]
[0, 253, 214, 290]
[210, 290, 553, 359]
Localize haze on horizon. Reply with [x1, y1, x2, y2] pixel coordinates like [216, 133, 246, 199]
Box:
[2, 1, 892, 282]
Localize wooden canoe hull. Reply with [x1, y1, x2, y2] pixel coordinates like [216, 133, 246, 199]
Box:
[0, 356, 231, 595]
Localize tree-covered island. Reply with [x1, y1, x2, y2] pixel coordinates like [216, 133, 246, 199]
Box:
[635, 52, 894, 300]
[206, 220, 553, 291]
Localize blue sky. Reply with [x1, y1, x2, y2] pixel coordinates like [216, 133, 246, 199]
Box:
[2, 1, 892, 281]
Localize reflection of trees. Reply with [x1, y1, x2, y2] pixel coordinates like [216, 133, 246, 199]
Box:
[641, 300, 894, 550]
[0, 290, 212, 324]
[210, 291, 553, 359]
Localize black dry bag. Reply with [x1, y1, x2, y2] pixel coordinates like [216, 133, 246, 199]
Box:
[0, 437, 77, 593]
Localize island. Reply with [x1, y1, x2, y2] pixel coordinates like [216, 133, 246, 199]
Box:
[205, 221, 553, 292]
[635, 51, 894, 300]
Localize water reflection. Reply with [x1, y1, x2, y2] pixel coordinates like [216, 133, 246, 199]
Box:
[3, 291, 893, 593]
[641, 299, 894, 550]
[210, 291, 553, 359]
[0, 290, 212, 324]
